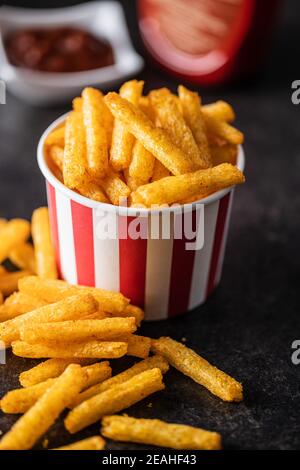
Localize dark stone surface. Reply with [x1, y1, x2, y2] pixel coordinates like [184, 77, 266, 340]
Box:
[0, 0, 300, 450]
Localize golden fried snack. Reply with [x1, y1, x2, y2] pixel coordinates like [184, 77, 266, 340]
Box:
[19, 358, 94, 387]
[132, 163, 245, 207]
[0, 218, 7, 230]
[65, 368, 164, 433]
[0, 219, 30, 263]
[72, 96, 83, 112]
[105, 92, 196, 176]
[0, 364, 85, 450]
[0, 293, 97, 347]
[0, 291, 3, 305]
[0, 270, 31, 297]
[9, 243, 36, 273]
[70, 355, 169, 408]
[204, 116, 244, 145]
[54, 436, 105, 450]
[32, 207, 57, 279]
[202, 100, 235, 122]
[2, 362, 112, 413]
[122, 304, 144, 326]
[211, 145, 238, 166]
[45, 126, 65, 148]
[82, 87, 109, 179]
[18, 276, 129, 314]
[100, 170, 131, 205]
[151, 159, 170, 181]
[102, 416, 222, 450]
[178, 85, 212, 168]
[110, 80, 144, 171]
[48, 145, 64, 172]
[20, 317, 137, 343]
[63, 110, 88, 189]
[128, 140, 155, 187]
[77, 181, 109, 203]
[152, 337, 243, 402]
[126, 335, 151, 359]
[150, 88, 204, 170]
[0, 292, 47, 322]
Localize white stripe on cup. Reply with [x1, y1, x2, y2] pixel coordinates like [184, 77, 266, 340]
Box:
[145, 214, 174, 321]
[215, 190, 234, 286]
[92, 208, 120, 292]
[188, 201, 219, 310]
[55, 190, 77, 284]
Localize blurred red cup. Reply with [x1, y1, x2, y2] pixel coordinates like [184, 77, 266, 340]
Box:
[138, 0, 281, 85]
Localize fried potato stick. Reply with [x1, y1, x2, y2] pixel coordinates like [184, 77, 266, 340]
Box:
[132, 163, 245, 207]
[45, 126, 65, 147]
[82, 87, 109, 178]
[9, 242, 36, 273]
[48, 145, 64, 172]
[126, 335, 151, 359]
[100, 170, 131, 205]
[0, 293, 97, 347]
[18, 276, 129, 314]
[122, 304, 144, 326]
[128, 140, 155, 186]
[151, 159, 170, 181]
[54, 436, 105, 450]
[0, 292, 47, 322]
[178, 85, 212, 168]
[77, 181, 109, 203]
[102, 416, 222, 450]
[12, 340, 128, 359]
[32, 207, 57, 279]
[0, 219, 30, 263]
[0, 364, 85, 450]
[211, 145, 238, 166]
[110, 80, 144, 171]
[70, 355, 169, 408]
[2, 362, 112, 413]
[20, 317, 137, 343]
[152, 337, 243, 402]
[202, 101, 235, 122]
[105, 92, 195, 176]
[63, 110, 88, 189]
[0, 270, 31, 297]
[65, 368, 164, 433]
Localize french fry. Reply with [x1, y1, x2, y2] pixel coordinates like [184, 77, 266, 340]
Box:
[48, 145, 64, 172]
[0, 293, 97, 347]
[2, 362, 112, 413]
[70, 355, 169, 408]
[12, 340, 128, 359]
[77, 181, 109, 203]
[0, 292, 47, 322]
[178, 85, 212, 168]
[63, 110, 88, 190]
[45, 126, 65, 148]
[0, 291, 3, 305]
[82, 87, 109, 179]
[0, 218, 7, 230]
[128, 140, 155, 186]
[150, 88, 204, 170]
[32, 207, 57, 279]
[20, 317, 137, 344]
[0, 364, 85, 450]
[104, 92, 196, 176]
[202, 100, 235, 122]
[20, 358, 95, 387]
[100, 170, 131, 205]
[211, 145, 238, 166]
[102, 416, 222, 450]
[152, 337, 243, 402]
[0, 270, 31, 297]
[151, 159, 170, 181]
[122, 304, 144, 326]
[0, 266, 7, 275]
[18, 276, 129, 315]
[65, 368, 164, 433]
[54, 436, 105, 450]
[9, 242, 36, 273]
[73, 96, 83, 112]
[126, 335, 151, 358]
[132, 163, 245, 207]
[204, 116, 244, 145]
[0, 219, 30, 263]
[110, 80, 144, 171]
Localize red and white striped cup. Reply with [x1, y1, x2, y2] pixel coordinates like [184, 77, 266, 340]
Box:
[38, 114, 245, 321]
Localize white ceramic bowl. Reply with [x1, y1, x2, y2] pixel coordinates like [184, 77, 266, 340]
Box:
[0, 2, 144, 105]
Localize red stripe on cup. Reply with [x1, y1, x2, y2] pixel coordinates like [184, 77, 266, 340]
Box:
[168, 211, 197, 317]
[206, 193, 230, 297]
[71, 200, 95, 286]
[46, 183, 61, 277]
[119, 216, 148, 307]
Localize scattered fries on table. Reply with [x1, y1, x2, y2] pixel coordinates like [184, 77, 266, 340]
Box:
[45, 81, 245, 208]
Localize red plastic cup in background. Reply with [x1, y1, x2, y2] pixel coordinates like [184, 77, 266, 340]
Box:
[38, 114, 245, 321]
[138, 0, 281, 86]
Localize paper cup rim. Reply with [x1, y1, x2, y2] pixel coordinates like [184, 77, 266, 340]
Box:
[37, 112, 245, 216]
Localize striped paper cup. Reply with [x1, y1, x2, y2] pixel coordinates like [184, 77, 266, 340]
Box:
[38, 113, 245, 321]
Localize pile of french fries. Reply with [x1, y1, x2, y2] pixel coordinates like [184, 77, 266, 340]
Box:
[45, 81, 245, 208]
[0, 217, 243, 451]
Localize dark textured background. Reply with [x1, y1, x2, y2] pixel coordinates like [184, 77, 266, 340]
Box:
[0, 0, 300, 450]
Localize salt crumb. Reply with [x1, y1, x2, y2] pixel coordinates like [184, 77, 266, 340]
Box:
[42, 438, 49, 449]
[147, 402, 153, 408]
[181, 337, 187, 343]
